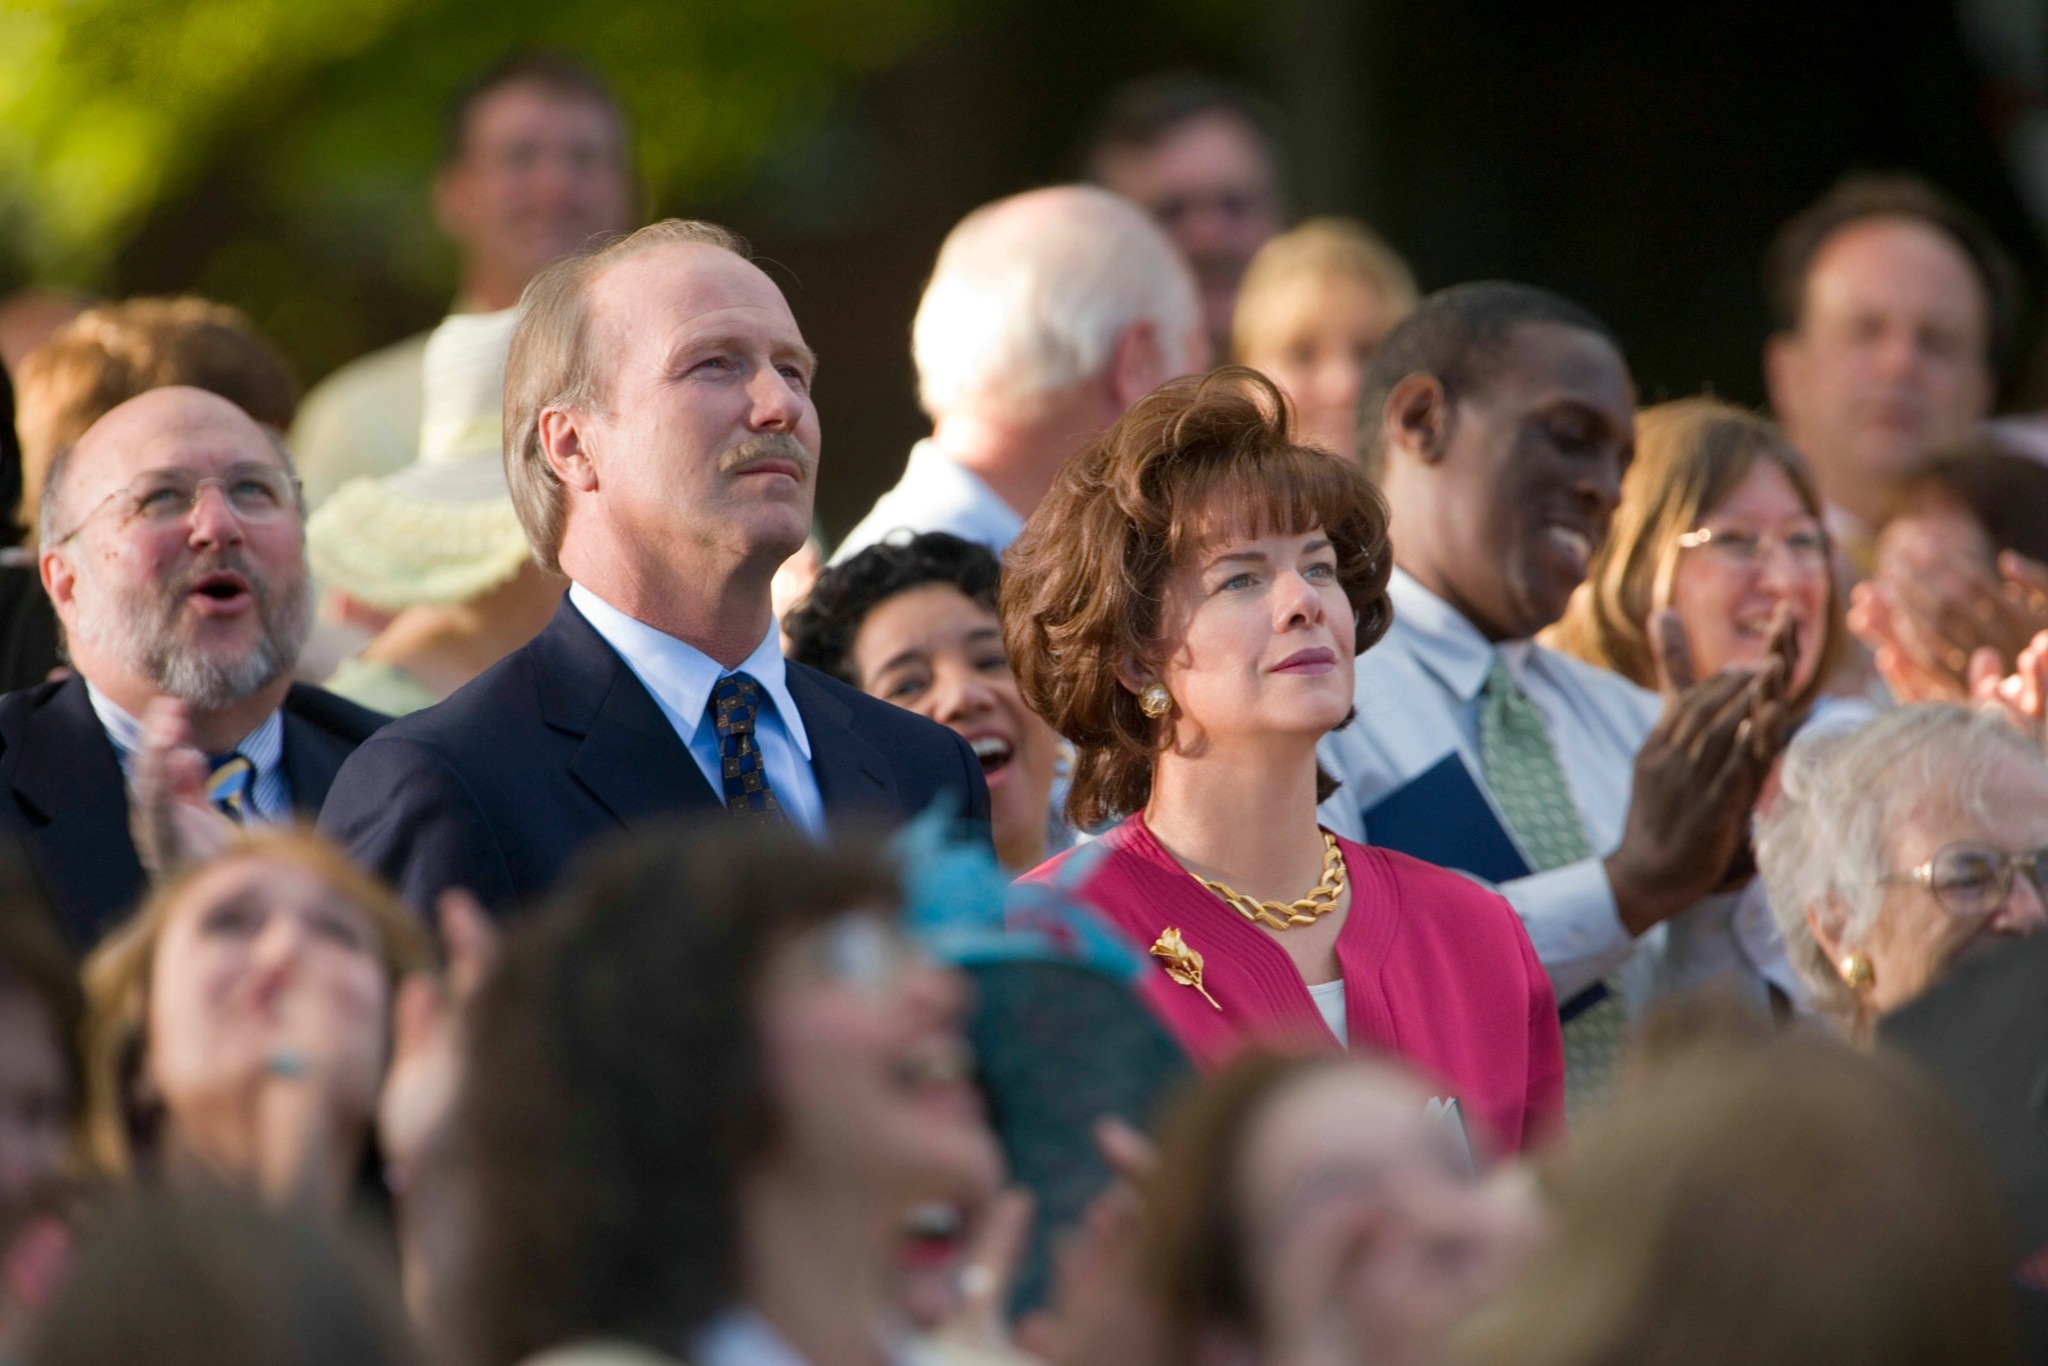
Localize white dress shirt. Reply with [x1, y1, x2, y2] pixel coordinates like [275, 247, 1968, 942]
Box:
[1317, 570, 1752, 1013]
[88, 683, 291, 822]
[691, 1309, 946, 1366]
[569, 584, 825, 839]
[829, 439, 1025, 565]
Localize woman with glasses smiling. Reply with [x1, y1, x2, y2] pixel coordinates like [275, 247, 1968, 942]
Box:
[1548, 397, 1845, 707]
[1547, 397, 1858, 1012]
[1756, 705, 2048, 1042]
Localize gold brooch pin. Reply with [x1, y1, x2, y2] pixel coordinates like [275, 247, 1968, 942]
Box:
[1150, 927, 1221, 1011]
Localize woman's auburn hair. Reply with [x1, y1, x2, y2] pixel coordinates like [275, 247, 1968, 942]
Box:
[1001, 366, 1393, 830]
[78, 826, 430, 1181]
[1546, 396, 1845, 713]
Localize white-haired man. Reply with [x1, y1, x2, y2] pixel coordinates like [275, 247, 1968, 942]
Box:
[831, 185, 1204, 563]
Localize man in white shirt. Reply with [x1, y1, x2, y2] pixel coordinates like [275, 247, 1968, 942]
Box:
[321, 220, 990, 915]
[832, 185, 1204, 563]
[1318, 282, 1785, 1100]
[290, 54, 636, 508]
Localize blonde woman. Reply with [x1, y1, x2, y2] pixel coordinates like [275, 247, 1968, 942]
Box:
[81, 827, 430, 1208]
[1231, 217, 1418, 461]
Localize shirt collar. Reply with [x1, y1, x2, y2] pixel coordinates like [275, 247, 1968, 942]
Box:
[1387, 568, 1503, 704]
[568, 583, 812, 759]
[84, 682, 287, 779]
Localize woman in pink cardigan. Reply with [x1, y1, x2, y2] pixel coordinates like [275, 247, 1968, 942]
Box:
[1006, 368, 1563, 1154]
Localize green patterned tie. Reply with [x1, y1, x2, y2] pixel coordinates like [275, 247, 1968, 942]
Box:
[1477, 653, 1627, 1120]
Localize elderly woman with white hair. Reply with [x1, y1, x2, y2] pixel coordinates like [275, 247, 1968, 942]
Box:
[1756, 704, 2048, 1041]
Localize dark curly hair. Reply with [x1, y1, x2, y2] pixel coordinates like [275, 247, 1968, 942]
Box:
[785, 532, 1002, 685]
[457, 821, 898, 1366]
[1002, 366, 1392, 830]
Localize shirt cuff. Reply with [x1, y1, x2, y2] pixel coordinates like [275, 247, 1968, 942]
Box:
[1502, 858, 1635, 1003]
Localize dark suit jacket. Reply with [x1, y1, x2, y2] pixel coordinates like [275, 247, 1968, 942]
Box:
[0, 676, 389, 951]
[317, 598, 992, 916]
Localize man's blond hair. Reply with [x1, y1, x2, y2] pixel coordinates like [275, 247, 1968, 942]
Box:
[503, 219, 749, 572]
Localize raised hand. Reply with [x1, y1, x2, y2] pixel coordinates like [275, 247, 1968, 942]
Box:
[1971, 628, 2048, 753]
[1607, 624, 1793, 936]
[128, 697, 236, 879]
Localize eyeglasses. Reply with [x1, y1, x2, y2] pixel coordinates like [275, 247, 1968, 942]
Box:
[777, 912, 929, 995]
[50, 465, 302, 547]
[1879, 842, 2048, 918]
[1675, 524, 1829, 570]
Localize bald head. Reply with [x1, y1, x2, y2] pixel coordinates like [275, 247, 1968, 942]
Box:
[43, 386, 286, 548]
[912, 184, 1202, 418]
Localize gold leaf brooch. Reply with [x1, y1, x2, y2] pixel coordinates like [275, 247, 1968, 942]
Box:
[1150, 927, 1221, 1011]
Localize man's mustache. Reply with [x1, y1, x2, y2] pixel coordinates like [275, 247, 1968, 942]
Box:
[719, 432, 815, 479]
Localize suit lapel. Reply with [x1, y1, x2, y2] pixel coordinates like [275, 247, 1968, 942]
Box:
[279, 685, 354, 816]
[12, 678, 146, 946]
[785, 663, 898, 818]
[535, 601, 723, 826]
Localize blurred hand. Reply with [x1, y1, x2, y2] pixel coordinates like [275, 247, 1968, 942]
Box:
[128, 697, 235, 880]
[1850, 549, 2048, 703]
[379, 888, 496, 1188]
[1970, 628, 2048, 754]
[1017, 1119, 1164, 1366]
[379, 888, 496, 1338]
[1608, 614, 1794, 936]
[922, 1190, 1034, 1352]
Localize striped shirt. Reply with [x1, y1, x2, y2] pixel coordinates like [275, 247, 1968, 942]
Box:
[86, 684, 291, 822]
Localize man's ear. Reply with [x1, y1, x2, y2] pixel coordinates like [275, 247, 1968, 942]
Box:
[1762, 332, 1800, 419]
[538, 407, 599, 494]
[431, 163, 474, 247]
[1383, 372, 1452, 466]
[1107, 320, 1168, 411]
[40, 547, 75, 617]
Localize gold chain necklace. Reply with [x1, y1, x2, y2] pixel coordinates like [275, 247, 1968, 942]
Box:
[1193, 832, 1346, 931]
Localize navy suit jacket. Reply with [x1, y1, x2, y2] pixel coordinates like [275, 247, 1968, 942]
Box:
[317, 598, 992, 916]
[0, 675, 388, 951]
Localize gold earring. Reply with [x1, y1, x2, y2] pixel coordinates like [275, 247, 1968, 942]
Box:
[1838, 952, 1874, 991]
[1139, 682, 1173, 719]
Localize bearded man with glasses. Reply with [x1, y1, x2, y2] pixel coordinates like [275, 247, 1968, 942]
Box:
[0, 386, 387, 949]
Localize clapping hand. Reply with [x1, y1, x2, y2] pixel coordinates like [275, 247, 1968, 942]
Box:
[1970, 628, 2048, 753]
[1850, 548, 2048, 703]
[129, 697, 236, 879]
[1607, 610, 1794, 935]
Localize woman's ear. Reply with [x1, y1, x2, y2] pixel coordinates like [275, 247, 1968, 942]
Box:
[1113, 659, 1150, 697]
[1805, 895, 1850, 967]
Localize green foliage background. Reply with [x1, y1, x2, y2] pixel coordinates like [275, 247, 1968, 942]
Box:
[0, 0, 962, 375]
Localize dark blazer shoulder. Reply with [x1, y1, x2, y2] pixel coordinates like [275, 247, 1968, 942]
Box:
[283, 681, 390, 743]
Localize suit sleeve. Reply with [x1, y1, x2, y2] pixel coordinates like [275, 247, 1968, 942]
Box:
[316, 735, 518, 917]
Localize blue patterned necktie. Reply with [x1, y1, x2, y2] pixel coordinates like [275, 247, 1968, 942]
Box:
[710, 673, 783, 820]
[205, 753, 255, 823]
[1477, 653, 1627, 1121]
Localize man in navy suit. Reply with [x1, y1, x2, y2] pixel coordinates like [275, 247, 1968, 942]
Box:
[319, 219, 990, 915]
[0, 387, 387, 949]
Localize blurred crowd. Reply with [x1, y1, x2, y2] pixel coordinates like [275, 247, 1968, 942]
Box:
[3, 49, 2048, 1366]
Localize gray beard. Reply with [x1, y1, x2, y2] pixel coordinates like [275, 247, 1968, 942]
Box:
[71, 557, 313, 711]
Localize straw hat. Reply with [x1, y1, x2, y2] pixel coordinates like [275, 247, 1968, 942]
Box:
[307, 308, 530, 611]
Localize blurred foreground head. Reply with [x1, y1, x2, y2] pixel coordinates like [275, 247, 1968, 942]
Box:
[23, 1186, 419, 1366]
[1456, 1030, 2012, 1366]
[1145, 1051, 1539, 1366]
[459, 820, 1000, 1365]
